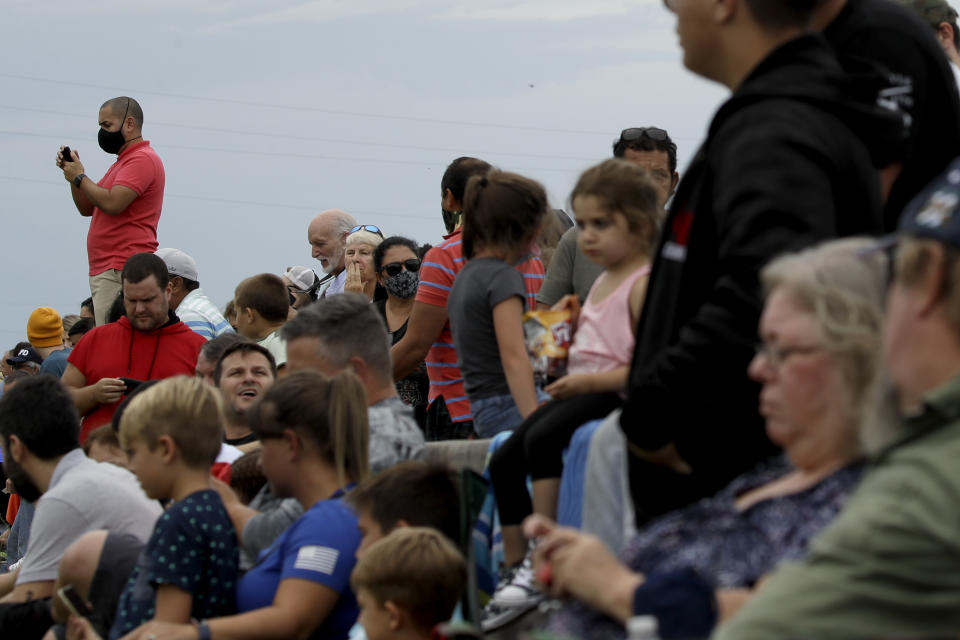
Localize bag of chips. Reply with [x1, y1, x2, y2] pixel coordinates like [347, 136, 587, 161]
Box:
[523, 310, 573, 386]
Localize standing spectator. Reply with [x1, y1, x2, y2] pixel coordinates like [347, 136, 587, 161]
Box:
[214, 342, 277, 448]
[60, 315, 81, 347]
[6, 343, 42, 376]
[374, 237, 429, 428]
[155, 248, 233, 340]
[308, 209, 358, 297]
[66, 318, 94, 349]
[58, 97, 165, 326]
[447, 170, 549, 436]
[62, 253, 206, 441]
[815, 0, 960, 229]
[391, 157, 545, 436]
[233, 274, 289, 372]
[281, 266, 321, 310]
[195, 333, 248, 386]
[27, 307, 71, 378]
[80, 298, 95, 321]
[620, 0, 900, 523]
[344, 226, 386, 301]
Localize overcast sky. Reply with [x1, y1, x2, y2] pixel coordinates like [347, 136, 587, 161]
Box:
[0, 0, 727, 346]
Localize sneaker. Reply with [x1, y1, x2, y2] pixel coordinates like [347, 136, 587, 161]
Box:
[492, 552, 542, 609]
[481, 600, 533, 632]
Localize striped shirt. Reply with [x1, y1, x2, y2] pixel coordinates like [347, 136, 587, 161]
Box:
[416, 230, 544, 423]
[176, 288, 234, 340]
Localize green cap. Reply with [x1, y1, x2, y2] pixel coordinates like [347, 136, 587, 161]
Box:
[898, 0, 959, 28]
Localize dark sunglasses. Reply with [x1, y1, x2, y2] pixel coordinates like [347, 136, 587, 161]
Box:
[382, 259, 421, 277]
[619, 127, 669, 143]
[349, 224, 384, 237]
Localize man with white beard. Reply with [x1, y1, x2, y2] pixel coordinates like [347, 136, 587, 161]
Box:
[307, 208, 357, 297]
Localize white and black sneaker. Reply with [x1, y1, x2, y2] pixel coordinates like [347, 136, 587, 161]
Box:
[492, 551, 542, 609]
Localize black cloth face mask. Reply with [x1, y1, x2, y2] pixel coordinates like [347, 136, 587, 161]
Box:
[98, 98, 130, 154]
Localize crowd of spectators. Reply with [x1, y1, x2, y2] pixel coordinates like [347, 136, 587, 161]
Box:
[4, 0, 960, 639]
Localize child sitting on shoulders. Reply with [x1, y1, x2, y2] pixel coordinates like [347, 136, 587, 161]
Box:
[351, 528, 467, 640]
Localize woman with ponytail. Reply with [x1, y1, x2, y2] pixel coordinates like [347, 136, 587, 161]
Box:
[121, 370, 369, 640]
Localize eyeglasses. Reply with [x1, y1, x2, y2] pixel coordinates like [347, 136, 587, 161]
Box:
[856, 237, 899, 289]
[619, 127, 669, 144]
[349, 224, 384, 238]
[381, 259, 421, 277]
[755, 342, 825, 369]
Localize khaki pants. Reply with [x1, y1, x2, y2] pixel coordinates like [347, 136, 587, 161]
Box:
[89, 269, 122, 326]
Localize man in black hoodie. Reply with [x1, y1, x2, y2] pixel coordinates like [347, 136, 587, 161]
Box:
[618, 0, 906, 523]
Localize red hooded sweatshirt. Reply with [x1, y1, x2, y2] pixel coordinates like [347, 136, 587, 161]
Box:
[68, 314, 206, 441]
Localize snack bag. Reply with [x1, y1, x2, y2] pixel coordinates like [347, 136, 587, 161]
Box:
[523, 310, 573, 386]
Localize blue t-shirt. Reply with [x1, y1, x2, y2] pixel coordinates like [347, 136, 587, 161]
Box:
[237, 490, 360, 640]
[39, 347, 71, 378]
[109, 490, 239, 639]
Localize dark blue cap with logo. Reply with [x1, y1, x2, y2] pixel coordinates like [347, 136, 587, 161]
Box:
[891, 157, 960, 248]
[6, 345, 42, 366]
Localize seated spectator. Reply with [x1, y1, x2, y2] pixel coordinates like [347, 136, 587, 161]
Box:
[194, 333, 248, 386]
[27, 308, 71, 379]
[344, 226, 386, 301]
[373, 237, 429, 428]
[486, 159, 659, 618]
[130, 370, 369, 640]
[714, 163, 960, 639]
[214, 341, 277, 449]
[282, 266, 322, 310]
[60, 315, 81, 348]
[60, 376, 238, 640]
[155, 248, 233, 340]
[351, 528, 467, 640]
[66, 318, 94, 348]
[0, 376, 161, 636]
[525, 237, 889, 639]
[6, 343, 42, 376]
[62, 253, 206, 441]
[81, 425, 127, 467]
[233, 274, 289, 372]
[447, 170, 549, 436]
[284, 293, 424, 473]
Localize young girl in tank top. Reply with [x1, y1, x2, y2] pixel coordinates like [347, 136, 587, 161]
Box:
[485, 159, 661, 616]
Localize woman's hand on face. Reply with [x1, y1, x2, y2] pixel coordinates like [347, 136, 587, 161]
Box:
[344, 262, 365, 293]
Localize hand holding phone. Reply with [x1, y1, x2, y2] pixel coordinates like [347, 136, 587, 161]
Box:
[61, 146, 73, 164]
[119, 377, 144, 393]
[58, 584, 93, 619]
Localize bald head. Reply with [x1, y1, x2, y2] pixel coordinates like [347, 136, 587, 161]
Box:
[100, 96, 144, 129]
[308, 209, 358, 274]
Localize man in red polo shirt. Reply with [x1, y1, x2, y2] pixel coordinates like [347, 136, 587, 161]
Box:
[57, 96, 165, 326]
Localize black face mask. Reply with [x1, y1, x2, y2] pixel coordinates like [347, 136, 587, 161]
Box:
[4, 456, 42, 503]
[442, 208, 462, 234]
[98, 97, 130, 155]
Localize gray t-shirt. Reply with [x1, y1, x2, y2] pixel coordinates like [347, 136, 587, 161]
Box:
[448, 257, 526, 399]
[536, 227, 604, 306]
[18, 449, 162, 585]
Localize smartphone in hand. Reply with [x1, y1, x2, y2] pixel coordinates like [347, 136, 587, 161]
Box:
[61, 146, 72, 164]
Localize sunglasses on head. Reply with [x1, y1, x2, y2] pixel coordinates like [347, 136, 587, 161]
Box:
[382, 259, 421, 277]
[349, 224, 384, 238]
[618, 127, 669, 144]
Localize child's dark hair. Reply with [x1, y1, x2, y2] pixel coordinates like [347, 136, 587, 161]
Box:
[571, 159, 662, 255]
[347, 461, 460, 544]
[461, 170, 548, 259]
[230, 450, 267, 504]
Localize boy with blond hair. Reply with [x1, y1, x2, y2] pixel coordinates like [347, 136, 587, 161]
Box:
[90, 376, 239, 638]
[351, 527, 466, 640]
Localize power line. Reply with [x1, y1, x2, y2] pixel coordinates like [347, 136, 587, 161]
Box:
[0, 129, 586, 173]
[0, 72, 615, 136]
[0, 174, 442, 221]
[0, 104, 607, 161]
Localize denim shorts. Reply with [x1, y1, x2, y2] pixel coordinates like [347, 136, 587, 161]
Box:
[470, 389, 551, 438]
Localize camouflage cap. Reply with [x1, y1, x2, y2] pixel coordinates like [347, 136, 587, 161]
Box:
[898, 0, 959, 29]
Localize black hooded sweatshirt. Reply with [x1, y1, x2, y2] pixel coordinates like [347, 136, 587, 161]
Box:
[619, 34, 907, 518]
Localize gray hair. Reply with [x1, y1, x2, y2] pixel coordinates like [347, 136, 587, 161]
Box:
[281, 293, 392, 384]
[762, 237, 897, 452]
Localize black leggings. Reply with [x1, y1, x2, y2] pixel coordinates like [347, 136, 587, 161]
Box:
[490, 392, 622, 526]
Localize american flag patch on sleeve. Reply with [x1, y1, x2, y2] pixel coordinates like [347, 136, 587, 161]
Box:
[293, 546, 339, 574]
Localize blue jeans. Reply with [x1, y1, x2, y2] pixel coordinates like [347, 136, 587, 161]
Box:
[470, 390, 550, 438]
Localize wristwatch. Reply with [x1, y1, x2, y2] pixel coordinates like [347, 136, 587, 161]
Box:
[72, 173, 86, 189]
